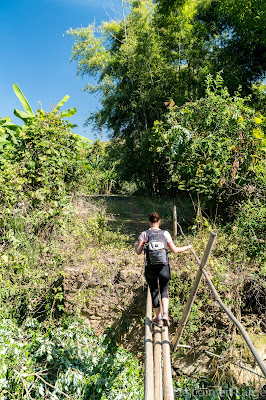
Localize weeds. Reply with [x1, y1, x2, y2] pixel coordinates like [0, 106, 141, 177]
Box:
[0, 317, 144, 399]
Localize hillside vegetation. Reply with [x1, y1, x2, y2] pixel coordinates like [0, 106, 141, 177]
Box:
[0, 0, 265, 397]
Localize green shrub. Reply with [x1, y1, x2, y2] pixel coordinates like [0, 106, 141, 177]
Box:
[0, 318, 144, 399]
[174, 377, 256, 400]
[150, 74, 265, 214]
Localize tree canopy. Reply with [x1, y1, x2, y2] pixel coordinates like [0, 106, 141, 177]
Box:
[68, 0, 265, 209]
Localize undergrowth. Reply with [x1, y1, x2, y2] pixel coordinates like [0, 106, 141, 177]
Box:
[0, 317, 144, 400]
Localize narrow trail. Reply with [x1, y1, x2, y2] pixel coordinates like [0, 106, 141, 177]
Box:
[102, 195, 149, 237]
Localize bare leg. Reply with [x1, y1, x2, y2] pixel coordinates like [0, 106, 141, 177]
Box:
[154, 307, 161, 318]
[162, 297, 169, 315]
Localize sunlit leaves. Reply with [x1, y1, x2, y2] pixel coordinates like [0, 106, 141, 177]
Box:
[0, 318, 144, 399]
[149, 74, 265, 207]
[13, 83, 35, 117]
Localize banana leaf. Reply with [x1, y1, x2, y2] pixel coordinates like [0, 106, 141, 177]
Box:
[54, 95, 70, 112]
[1, 120, 21, 132]
[5, 128, 18, 144]
[61, 107, 77, 118]
[13, 83, 35, 117]
[14, 109, 34, 122]
[0, 136, 10, 143]
[75, 134, 93, 143]
[74, 133, 93, 149]
[0, 117, 11, 125]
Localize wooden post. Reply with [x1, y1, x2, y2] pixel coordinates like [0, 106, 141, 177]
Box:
[173, 206, 177, 239]
[162, 327, 174, 400]
[154, 326, 163, 400]
[172, 231, 217, 350]
[145, 287, 155, 400]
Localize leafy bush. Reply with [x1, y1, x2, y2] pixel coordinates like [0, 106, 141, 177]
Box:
[0, 318, 144, 399]
[0, 85, 93, 321]
[82, 139, 118, 195]
[150, 74, 265, 213]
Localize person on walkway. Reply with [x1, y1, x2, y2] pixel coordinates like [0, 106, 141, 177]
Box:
[135, 212, 192, 327]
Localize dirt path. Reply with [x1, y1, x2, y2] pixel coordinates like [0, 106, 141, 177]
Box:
[89, 195, 149, 239]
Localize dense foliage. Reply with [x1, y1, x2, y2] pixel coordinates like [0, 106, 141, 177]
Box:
[156, 0, 266, 96]
[68, 0, 265, 207]
[0, 318, 144, 399]
[68, 0, 266, 130]
[0, 85, 91, 321]
[149, 75, 265, 206]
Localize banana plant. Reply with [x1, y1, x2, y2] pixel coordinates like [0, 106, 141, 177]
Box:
[12, 83, 77, 122]
[13, 83, 35, 122]
[1, 83, 91, 153]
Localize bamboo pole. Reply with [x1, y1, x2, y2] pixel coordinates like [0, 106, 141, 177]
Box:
[172, 232, 217, 350]
[174, 222, 266, 379]
[162, 327, 174, 400]
[154, 326, 163, 400]
[202, 269, 266, 378]
[173, 206, 177, 239]
[145, 287, 155, 400]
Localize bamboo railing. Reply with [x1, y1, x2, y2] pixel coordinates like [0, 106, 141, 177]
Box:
[171, 225, 266, 379]
[145, 287, 154, 399]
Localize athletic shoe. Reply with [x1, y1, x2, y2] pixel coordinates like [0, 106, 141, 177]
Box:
[152, 316, 163, 328]
[162, 312, 170, 327]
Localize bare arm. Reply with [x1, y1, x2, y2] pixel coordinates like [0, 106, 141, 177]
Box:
[168, 241, 192, 254]
[135, 240, 145, 255]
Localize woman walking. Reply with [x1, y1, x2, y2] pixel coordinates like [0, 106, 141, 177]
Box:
[135, 212, 192, 327]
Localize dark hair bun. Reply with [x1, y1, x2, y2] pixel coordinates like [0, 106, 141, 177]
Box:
[149, 212, 160, 223]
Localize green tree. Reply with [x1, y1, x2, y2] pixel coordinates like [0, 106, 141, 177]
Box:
[68, 0, 178, 138]
[156, 0, 266, 95]
[68, 0, 265, 195]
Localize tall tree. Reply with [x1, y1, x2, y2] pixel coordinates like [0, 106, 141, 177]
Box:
[68, 0, 177, 138]
[68, 0, 182, 192]
[156, 0, 266, 95]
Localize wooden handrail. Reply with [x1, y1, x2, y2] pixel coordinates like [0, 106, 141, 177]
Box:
[172, 232, 217, 350]
[202, 268, 266, 378]
[172, 224, 266, 379]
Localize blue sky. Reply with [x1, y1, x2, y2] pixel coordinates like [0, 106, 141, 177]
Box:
[0, 0, 123, 140]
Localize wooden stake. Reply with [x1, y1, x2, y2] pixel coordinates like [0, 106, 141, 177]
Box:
[173, 206, 177, 239]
